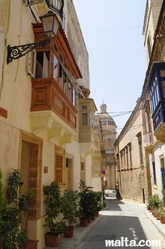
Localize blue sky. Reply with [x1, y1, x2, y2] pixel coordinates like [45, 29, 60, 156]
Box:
[73, 0, 147, 135]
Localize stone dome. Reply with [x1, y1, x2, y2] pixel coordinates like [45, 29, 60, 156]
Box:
[99, 102, 116, 126]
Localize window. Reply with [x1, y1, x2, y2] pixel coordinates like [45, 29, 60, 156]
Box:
[36, 51, 50, 78]
[128, 143, 132, 168]
[55, 153, 63, 185]
[152, 162, 157, 185]
[32, 40, 78, 107]
[27, 50, 36, 78]
[136, 133, 143, 164]
[161, 80, 165, 98]
[126, 147, 129, 168]
[150, 75, 160, 114]
[80, 162, 85, 182]
[53, 55, 59, 81]
[82, 113, 88, 125]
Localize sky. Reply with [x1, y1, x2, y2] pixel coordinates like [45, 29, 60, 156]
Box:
[73, 0, 147, 135]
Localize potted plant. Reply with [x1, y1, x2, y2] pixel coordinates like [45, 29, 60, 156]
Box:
[86, 191, 103, 220]
[61, 189, 80, 238]
[78, 180, 93, 226]
[88, 190, 97, 220]
[159, 207, 165, 224]
[0, 169, 35, 249]
[95, 191, 103, 216]
[43, 181, 67, 246]
[147, 194, 161, 214]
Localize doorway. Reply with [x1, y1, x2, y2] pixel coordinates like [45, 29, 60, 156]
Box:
[160, 157, 165, 202]
[20, 135, 42, 229]
[66, 157, 72, 190]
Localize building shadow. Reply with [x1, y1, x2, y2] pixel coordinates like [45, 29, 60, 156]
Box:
[81, 215, 156, 249]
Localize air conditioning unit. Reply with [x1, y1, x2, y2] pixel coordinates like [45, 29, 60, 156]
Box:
[25, 0, 45, 6]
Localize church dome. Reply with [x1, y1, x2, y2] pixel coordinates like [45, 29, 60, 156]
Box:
[99, 102, 116, 126]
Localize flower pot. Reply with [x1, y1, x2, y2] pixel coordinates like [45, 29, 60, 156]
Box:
[64, 226, 74, 238]
[45, 233, 59, 247]
[160, 217, 165, 224]
[91, 215, 95, 220]
[0, 237, 4, 249]
[22, 240, 39, 249]
[88, 216, 91, 223]
[95, 211, 99, 217]
[80, 218, 88, 227]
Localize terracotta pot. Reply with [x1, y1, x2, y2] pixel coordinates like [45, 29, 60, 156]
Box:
[160, 217, 165, 224]
[22, 240, 39, 249]
[80, 218, 88, 227]
[45, 233, 59, 247]
[88, 217, 91, 223]
[64, 226, 74, 238]
[91, 215, 95, 220]
[0, 237, 4, 249]
[152, 210, 156, 216]
[95, 211, 99, 217]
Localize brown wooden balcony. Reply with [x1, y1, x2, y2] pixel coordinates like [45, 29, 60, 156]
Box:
[31, 78, 77, 137]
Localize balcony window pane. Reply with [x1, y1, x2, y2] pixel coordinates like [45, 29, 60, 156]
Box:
[156, 82, 160, 102]
[82, 113, 87, 125]
[160, 70, 165, 77]
[162, 81, 165, 98]
[53, 55, 58, 81]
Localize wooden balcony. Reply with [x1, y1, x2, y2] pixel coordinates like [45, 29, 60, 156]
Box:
[30, 78, 78, 144]
[153, 103, 165, 142]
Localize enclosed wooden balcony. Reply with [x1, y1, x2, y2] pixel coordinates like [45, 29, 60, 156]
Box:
[30, 78, 78, 144]
[148, 62, 165, 142]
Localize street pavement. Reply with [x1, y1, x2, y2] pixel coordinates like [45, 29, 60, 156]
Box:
[44, 198, 165, 249]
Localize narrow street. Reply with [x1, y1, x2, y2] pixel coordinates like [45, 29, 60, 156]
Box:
[75, 199, 165, 249]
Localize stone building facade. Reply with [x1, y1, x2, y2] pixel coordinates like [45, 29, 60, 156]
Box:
[0, 1, 100, 248]
[96, 102, 117, 190]
[114, 0, 165, 203]
[115, 99, 149, 203]
[142, 0, 165, 200]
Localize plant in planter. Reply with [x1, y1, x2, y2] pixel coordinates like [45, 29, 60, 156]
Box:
[95, 191, 103, 216]
[158, 207, 165, 224]
[61, 189, 80, 238]
[78, 180, 93, 226]
[43, 181, 67, 246]
[0, 169, 35, 249]
[87, 191, 104, 219]
[147, 194, 162, 212]
[88, 190, 97, 219]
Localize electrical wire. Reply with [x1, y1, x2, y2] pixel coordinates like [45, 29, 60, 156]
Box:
[83, 26, 142, 34]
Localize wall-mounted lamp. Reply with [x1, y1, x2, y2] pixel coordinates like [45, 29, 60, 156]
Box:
[6, 11, 60, 64]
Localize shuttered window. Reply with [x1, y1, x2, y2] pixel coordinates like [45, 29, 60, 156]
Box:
[55, 154, 63, 185]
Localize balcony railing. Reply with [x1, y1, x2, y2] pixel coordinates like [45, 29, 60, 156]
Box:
[25, 0, 64, 20]
[46, 0, 64, 19]
[31, 78, 77, 129]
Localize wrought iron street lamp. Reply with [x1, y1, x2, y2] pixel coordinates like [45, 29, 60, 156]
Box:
[6, 11, 60, 64]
